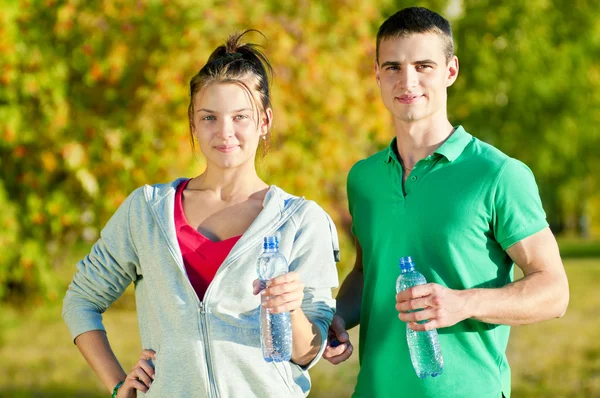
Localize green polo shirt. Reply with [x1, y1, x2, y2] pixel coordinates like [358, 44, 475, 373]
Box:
[347, 126, 548, 398]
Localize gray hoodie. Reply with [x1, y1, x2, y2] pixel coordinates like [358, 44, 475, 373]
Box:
[62, 179, 340, 397]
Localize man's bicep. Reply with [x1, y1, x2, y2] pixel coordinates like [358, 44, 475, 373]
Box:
[505, 227, 564, 277]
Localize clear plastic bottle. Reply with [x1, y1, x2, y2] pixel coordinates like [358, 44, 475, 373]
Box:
[396, 256, 444, 378]
[256, 236, 292, 362]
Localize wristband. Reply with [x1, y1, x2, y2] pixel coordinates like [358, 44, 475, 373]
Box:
[111, 380, 125, 398]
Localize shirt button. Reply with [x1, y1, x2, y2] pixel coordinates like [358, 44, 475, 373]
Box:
[411, 176, 417, 182]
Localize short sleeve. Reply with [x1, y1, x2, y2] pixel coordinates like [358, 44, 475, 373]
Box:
[492, 158, 549, 250]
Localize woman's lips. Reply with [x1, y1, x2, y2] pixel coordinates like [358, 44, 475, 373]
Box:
[215, 145, 239, 153]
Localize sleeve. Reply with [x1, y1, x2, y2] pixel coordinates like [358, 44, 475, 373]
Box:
[492, 158, 549, 250]
[61, 188, 142, 342]
[288, 201, 340, 369]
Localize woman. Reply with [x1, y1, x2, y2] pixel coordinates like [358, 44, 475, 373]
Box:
[62, 30, 339, 397]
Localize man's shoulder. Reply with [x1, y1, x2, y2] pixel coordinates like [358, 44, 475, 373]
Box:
[463, 134, 512, 170]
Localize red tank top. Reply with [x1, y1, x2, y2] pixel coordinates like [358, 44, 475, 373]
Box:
[174, 179, 242, 300]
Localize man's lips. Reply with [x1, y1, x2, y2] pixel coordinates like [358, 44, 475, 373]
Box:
[395, 94, 423, 104]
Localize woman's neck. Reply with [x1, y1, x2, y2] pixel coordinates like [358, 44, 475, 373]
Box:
[188, 164, 268, 203]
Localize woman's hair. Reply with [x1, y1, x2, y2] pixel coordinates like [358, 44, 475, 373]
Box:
[188, 30, 274, 156]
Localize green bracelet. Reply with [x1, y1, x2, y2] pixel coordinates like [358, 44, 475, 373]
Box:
[111, 380, 125, 398]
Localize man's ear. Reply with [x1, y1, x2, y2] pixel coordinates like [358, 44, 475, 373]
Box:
[446, 55, 459, 87]
[375, 61, 381, 88]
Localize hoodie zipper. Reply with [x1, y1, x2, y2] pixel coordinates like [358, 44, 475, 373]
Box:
[199, 302, 219, 398]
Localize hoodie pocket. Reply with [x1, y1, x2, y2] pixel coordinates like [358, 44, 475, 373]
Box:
[272, 360, 296, 394]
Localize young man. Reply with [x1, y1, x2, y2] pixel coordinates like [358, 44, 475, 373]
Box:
[323, 7, 569, 398]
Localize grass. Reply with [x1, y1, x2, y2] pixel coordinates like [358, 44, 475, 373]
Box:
[557, 238, 600, 259]
[1, 258, 599, 397]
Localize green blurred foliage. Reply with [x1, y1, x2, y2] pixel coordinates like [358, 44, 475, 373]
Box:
[0, 0, 598, 301]
[451, 0, 600, 234]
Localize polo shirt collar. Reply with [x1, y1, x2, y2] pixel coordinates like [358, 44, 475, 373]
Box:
[384, 125, 472, 164]
[433, 125, 472, 162]
[385, 138, 400, 163]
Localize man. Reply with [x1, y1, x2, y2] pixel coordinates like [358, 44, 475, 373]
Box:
[323, 7, 569, 398]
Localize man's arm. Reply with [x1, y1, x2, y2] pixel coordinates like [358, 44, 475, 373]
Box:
[396, 227, 569, 330]
[323, 238, 363, 364]
[335, 238, 364, 330]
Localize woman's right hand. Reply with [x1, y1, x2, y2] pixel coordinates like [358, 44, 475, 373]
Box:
[117, 349, 156, 398]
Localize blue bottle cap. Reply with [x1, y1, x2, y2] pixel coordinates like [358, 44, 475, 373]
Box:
[264, 236, 279, 250]
[399, 256, 415, 272]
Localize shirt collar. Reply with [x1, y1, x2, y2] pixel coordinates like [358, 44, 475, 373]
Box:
[384, 125, 472, 164]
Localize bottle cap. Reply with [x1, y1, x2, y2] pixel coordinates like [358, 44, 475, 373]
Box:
[399, 256, 415, 272]
[263, 236, 279, 250]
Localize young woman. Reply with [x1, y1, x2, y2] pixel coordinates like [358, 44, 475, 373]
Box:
[62, 30, 339, 398]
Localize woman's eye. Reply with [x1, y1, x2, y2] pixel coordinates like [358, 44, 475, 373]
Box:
[202, 115, 216, 121]
[234, 115, 249, 120]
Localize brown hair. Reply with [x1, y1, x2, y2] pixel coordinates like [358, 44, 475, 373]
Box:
[376, 7, 454, 64]
[188, 30, 274, 156]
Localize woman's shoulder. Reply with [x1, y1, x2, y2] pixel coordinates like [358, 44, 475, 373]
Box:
[268, 185, 327, 216]
[135, 178, 189, 202]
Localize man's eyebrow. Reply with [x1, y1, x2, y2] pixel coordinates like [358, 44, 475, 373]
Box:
[414, 59, 438, 66]
[381, 61, 401, 68]
[380, 59, 438, 68]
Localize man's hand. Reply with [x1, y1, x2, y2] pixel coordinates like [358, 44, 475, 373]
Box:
[395, 283, 471, 331]
[322, 315, 354, 365]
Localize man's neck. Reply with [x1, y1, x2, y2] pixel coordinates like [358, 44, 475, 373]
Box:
[393, 118, 455, 169]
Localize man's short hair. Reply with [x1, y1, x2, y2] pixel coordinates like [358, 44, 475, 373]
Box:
[376, 7, 454, 64]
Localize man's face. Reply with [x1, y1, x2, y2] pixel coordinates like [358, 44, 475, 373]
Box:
[375, 33, 458, 124]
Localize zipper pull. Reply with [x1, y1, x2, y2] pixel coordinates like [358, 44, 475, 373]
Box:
[199, 302, 205, 314]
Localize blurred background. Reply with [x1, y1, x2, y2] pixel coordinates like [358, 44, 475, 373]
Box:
[1, 0, 599, 397]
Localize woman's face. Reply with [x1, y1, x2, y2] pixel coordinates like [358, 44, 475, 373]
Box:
[192, 81, 271, 170]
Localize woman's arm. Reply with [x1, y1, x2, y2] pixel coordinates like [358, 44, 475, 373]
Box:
[75, 330, 157, 397]
[261, 201, 340, 367]
[256, 272, 323, 366]
[75, 330, 128, 394]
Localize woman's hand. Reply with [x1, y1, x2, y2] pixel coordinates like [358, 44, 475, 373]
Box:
[253, 271, 304, 313]
[116, 349, 156, 398]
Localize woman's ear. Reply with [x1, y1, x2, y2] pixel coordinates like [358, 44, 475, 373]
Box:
[262, 108, 274, 135]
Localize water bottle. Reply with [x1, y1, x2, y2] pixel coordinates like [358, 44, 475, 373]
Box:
[257, 236, 293, 362]
[396, 256, 443, 378]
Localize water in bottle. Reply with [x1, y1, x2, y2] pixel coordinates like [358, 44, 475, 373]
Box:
[257, 236, 293, 362]
[396, 256, 443, 378]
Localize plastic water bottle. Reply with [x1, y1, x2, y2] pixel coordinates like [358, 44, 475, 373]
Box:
[257, 236, 292, 362]
[396, 256, 443, 378]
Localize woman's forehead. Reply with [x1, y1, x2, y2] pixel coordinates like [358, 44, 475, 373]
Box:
[194, 81, 258, 110]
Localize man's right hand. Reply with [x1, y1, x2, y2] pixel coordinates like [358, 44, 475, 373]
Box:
[322, 315, 353, 364]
